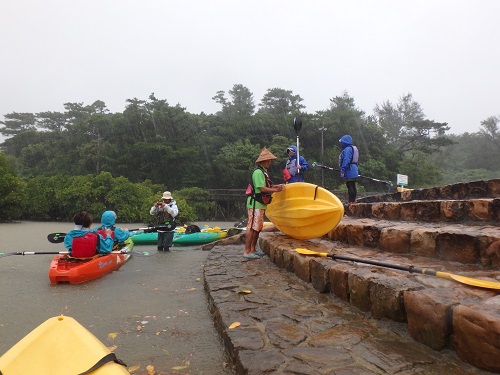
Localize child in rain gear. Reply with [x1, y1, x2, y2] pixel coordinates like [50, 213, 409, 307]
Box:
[64, 211, 114, 256]
[94, 210, 133, 252]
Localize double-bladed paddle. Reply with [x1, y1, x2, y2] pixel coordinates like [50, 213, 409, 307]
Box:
[0, 249, 152, 258]
[295, 248, 500, 290]
[311, 162, 393, 187]
[47, 224, 172, 244]
[293, 116, 302, 168]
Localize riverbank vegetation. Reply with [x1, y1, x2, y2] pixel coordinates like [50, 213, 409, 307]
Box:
[1, 85, 498, 222]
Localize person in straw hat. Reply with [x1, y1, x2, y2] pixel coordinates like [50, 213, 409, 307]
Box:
[150, 191, 179, 251]
[244, 147, 285, 259]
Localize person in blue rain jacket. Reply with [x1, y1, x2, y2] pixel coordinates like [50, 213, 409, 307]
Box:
[283, 145, 309, 183]
[338, 134, 359, 204]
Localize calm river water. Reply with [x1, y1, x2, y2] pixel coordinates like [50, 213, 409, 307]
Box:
[0, 221, 235, 375]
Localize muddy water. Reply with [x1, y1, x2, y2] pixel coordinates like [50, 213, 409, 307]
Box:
[0, 221, 235, 374]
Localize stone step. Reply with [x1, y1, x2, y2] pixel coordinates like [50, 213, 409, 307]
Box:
[346, 198, 500, 225]
[255, 231, 500, 373]
[357, 179, 500, 203]
[329, 217, 500, 267]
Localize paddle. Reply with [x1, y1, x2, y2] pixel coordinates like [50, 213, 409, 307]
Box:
[47, 224, 171, 244]
[293, 116, 302, 169]
[311, 162, 393, 187]
[295, 248, 500, 290]
[0, 249, 152, 258]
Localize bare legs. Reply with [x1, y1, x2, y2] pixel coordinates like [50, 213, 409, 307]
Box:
[244, 228, 260, 255]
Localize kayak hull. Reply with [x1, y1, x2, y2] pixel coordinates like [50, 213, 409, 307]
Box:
[130, 231, 158, 244]
[48, 240, 133, 284]
[130, 228, 228, 246]
[266, 182, 344, 240]
[173, 231, 227, 246]
[0, 315, 129, 375]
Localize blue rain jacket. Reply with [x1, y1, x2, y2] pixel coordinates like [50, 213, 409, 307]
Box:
[339, 135, 359, 179]
[96, 211, 132, 244]
[284, 145, 309, 183]
[63, 227, 114, 255]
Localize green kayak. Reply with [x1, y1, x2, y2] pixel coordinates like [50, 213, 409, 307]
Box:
[173, 231, 227, 246]
[130, 229, 228, 246]
[130, 232, 158, 244]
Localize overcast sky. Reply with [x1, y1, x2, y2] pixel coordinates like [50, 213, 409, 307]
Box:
[1, 0, 498, 135]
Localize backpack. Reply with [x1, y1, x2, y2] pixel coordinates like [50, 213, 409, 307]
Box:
[71, 232, 99, 258]
[185, 224, 201, 234]
[246, 167, 274, 205]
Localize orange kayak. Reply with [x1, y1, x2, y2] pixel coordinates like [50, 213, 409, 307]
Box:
[48, 240, 133, 284]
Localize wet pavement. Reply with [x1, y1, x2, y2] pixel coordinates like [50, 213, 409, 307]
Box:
[204, 242, 496, 375]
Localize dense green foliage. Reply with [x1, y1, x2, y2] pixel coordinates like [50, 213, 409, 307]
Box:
[1, 86, 499, 222]
[0, 153, 25, 221]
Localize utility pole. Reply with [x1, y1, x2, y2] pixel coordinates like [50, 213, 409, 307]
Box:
[318, 126, 327, 186]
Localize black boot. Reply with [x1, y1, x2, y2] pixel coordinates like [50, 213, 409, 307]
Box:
[157, 246, 164, 252]
[164, 247, 170, 252]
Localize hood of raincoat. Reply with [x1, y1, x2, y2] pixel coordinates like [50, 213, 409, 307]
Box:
[100, 210, 117, 228]
[339, 135, 353, 149]
[287, 145, 298, 158]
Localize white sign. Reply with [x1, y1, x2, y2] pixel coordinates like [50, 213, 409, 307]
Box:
[397, 174, 408, 186]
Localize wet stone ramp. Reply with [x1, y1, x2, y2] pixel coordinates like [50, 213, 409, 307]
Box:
[203, 243, 493, 375]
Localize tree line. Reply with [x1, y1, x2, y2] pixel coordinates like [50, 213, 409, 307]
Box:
[0, 85, 498, 222]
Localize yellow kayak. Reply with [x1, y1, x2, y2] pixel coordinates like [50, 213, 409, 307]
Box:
[266, 182, 344, 240]
[0, 316, 129, 375]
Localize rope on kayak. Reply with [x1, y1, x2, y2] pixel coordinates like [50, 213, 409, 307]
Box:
[78, 353, 127, 375]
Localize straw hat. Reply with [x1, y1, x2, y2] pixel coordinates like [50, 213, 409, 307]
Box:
[255, 147, 277, 163]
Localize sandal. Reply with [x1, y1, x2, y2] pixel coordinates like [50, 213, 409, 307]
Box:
[243, 253, 261, 259]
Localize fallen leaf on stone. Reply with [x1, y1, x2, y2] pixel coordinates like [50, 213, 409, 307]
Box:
[146, 364, 155, 374]
[172, 365, 189, 370]
[136, 325, 142, 331]
[128, 364, 141, 372]
[186, 287, 196, 291]
[141, 320, 149, 324]
[229, 322, 241, 329]
[107, 332, 118, 340]
[237, 289, 252, 294]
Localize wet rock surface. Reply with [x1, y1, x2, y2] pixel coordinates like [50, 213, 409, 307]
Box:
[204, 243, 495, 374]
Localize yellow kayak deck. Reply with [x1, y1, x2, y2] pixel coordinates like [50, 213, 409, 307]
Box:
[0, 316, 129, 375]
[266, 182, 344, 240]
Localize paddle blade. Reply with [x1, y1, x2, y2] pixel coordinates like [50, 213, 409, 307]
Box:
[47, 233, 65, 244]
[436, 271, 500, 290]
[293, 116, 302, 134]
[296, 248, 329, 257]
[128, 251, 153, 257]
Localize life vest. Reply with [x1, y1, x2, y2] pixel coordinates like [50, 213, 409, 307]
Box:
[95, 227, 114, 240]
[95, 226, 119, 250]
[154, 207, 176, 231]
[246, 166, 274, 205]
[71, 232, 99, 258]
[339, 145, 359, 168]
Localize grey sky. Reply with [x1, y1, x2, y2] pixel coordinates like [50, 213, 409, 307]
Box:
[1, 0, 498, 135]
